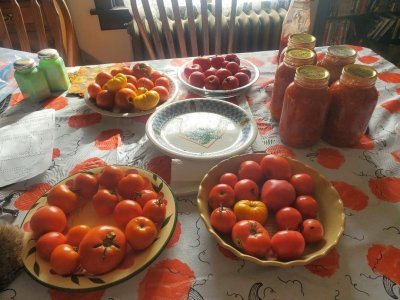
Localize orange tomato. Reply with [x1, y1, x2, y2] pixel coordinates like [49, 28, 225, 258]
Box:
[115, 88, 136, 111]
[111, 67, 132, 76]
[154, 77, 170, 91]
[95, 72, 113, 87]
[210, 206, 236, 234]
[65, 225, 91, 247]
[47, 184, 80, 214]
[96, 90, 114, 110]
[92, 189, 119, 217]
[125, 216, 157, 250]
[125, 83, 137, 92]
[126, 75, 138, 86]
[142, 199, 166, 224]
[50, 244, 80, 275]
[117, 174, 146, 199]
[233, 200, 268, 224]
[87, 83, 102, 98]
[152, 86, 169, 102]
[150, 70, 165, 82]
[133, 189, 158, 207]
[137, 77, 155, 90]
[36, 232, 67, 261]
[74, 173, 99, 199]
[113, 200, 143, 228]
[30, 206, 67, 237]
[98, 166, 124, 189]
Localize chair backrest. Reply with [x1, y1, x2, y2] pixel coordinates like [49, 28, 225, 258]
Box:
[0, 0, 80, 66]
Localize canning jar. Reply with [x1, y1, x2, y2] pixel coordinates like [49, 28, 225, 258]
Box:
[38, 48, 70, 92]
[279, 33, 316, 64]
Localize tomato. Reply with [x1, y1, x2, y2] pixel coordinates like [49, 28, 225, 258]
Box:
[47, 184, 80, 214]
[208, 184, 235, 209]
[133, 189, 158, 207]
[260, 154, 292, 180]
[111, 67, 132, 76]
[142, 198, 166, 224]
[50, 244, 80, 275]
[137, 77, 155, 90]
[126, 75, 138, 86]
[210, 206, 236, 234]
[152, 86, 169, 102]
[221, 76, 239, 90]
[30, 206, 67, 237]
[115, 88, 136, 111]
[154, 77, 170, 91]
[275, 207, 302, 230]
[92, 189, 119, 217]
[79, 225, 126, 275]
[125, 216, 157, 250]
[238, 160, 263, 183]
[261, 179, 296, 212]
[113, 200, 143, 228]
[74, 173, 99, 199]
[294, 195, 319, 219]
[98, 166, 124, 189]
[231, 220, 271, 258]
[302, 219, 324, 243]
[233, 200, 268, 224]
[95, 72, 113, 87]
[132, 62, 152, 79]
[219, 173, 238, 188]
[290, 173, 315, 196]
[271, 230, 305, 260]
[36, 232, 66, 261]
[125, 82, 138, 92]
[234, 179, 259, 201]
[96, 89, 114, 110]
[65, 225, 91, 247]
[150, 70, 165, 82]
[87, 83, 102, 98]
[117, 174, 145, 199]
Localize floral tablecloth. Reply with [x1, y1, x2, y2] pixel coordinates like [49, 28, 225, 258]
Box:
[1, 46, 400, 300]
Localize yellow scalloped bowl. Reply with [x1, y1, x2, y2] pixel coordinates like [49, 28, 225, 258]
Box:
[197, 153, 345, 267]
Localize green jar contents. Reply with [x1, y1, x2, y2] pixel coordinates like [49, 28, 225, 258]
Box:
[14, 58, 51, 103]
[38, 48, 70, 92]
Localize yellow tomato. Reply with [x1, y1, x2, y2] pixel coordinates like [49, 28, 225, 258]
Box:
[133, 90, 160, 111]
[233, 200, 268, 224]
[103, 73, 127, 91]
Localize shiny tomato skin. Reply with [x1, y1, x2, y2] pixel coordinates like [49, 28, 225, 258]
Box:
[154, 77, 170, 91]
[208, 184, 235, 209]
[50, 244, 80, 275]
[47, 184, 80, 214]
[275, 207, 302, 230]
[233, 200, 268, 224]
[133, 189, 159, 207]
[271, 230, 305, 260]
[260, 154, 292, 180]
[95, 72, 113, 87]
[150, 70, 165, 82]
[290, 173, 315, 196]
[231, 220, 271, 258]
[238, 160, 264, 183]
[65, 225, 91, 247]
[210, 206, 237, 234]
[137, 77, 155, 90]
[294, 195, 319, 219]
[142, 199, 166, 224]
[92, 189, 119, 217]
[30, 206, 67, 237]
[79, 225, 126, 275]
[98, 166, 124, 189]
[261, 179, 296, 212]
[87, 83, 102, 98]
[36, 232, 67, 261]
[117, 174, 146, 199]
[302, 219, 324, 243]
[152, 86, 169, 102]
[219, 173, 238, 188]
[125, 216, 157, 250]
[234, 179, 259, 201]
[74, 173, 99, 199]
[113, 200, 143, 228]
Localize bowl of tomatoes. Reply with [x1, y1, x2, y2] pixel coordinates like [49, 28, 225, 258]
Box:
[197, 153, 344, 267]
[178, 54, 259, 99]
[21, 165, 177, 291]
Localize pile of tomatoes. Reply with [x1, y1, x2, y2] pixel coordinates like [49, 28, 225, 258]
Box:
[29, 166, 167, 276]
[208, 154, 325, 261]
[87, 63, 171, 113]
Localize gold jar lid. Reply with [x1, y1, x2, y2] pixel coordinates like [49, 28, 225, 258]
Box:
[289, 33, 316, 44]
[285, 48, 315, 66]
[296, 65, 329, 81]
[343, 64, 377, 79]
[327, 45, 357, 58]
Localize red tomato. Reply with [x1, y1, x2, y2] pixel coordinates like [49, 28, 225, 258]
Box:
[36, 232, 66, 261]
[95, 72, 113, 87]
[275, 207, 302, 230]
[233, 200, 268, 224]
[142, 199, 166, 224]
[294, 195, 319, 219]
[74, 173, 99, 199]
[210, 206, 236, 234]
[231, 220, 271, 258]
[125, 216, 157, 250]
[219, 173, 238, 188]
[87, 83, 102, 98]
[290, 173, 315, 195]
[133, 189, 159, 207]
[152, 86, 169, 102]
[154, 77, 170, 91]
[50, 244, 80, 275]
[95, 89, 114, 110]
[260, 154, 292, 180]
[47, 184, 80, 214]
[208, 184, 235, 209]
[271, 230, 305, 260]
[150, 70, 165, 82]
[132, 63, 152, 79]
[137, 77, 155, 90]
[113, 200, 143, 228]
[238, 160, 263, 183]
[98, 166, 124, 189]
[92, 189, 119, 217]
[234, 179, 259, 201]
[261, 179, 296, 212]
[79, 225, 126, 275]
[126, 75, 138, 86]
[117, 173, 145, 199]
[302, 219, 324, 243]
[65, 225, 91, 247]
[30, 206, 67, 237]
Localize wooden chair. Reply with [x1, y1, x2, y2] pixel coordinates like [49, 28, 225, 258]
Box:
[0, 0, 80, 66]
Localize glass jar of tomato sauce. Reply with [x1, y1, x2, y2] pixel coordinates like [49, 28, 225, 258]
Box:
[317, 45, 357, 85]
[279, 65, 330, 148]
[270, 48, 315, 122]
[279, 33, 316, 64]
[323, 64, 378, 147]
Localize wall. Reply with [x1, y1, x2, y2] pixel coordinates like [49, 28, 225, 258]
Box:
[65, 0, 134, 64]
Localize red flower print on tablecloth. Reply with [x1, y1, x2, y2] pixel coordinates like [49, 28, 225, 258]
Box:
[245, 94, 254, 106]
[170, 58, 188, 67]
[95, 129, 122, 150]
[368, 177, 400, 203]
[147, 155, 171, 184]
[255, 117, 273, 136]
[316, 148, 345, 169]
[377, 73, 400, 83]
[138, 259, 195, 300]
[266, 144, 296, 158]
[346, 45, 363, 52]
[367, 244, 400, 285]
[41, 96, 68, 111]
[358, 55, 379, 64]
[391, 149, 400, 162]
[331, 181, 368, 210]
[264, 97, 272, 109]
[243, 56, 265, 67]
[256, 77, 274, 89]
[52, 148, 60, 160]
[69, 157, 107, 175]
[396, 88, 400, 94]
[352, 135, 375, 150]
[166, 220, 182, 249]
[218, 244, 238, 260]
[317, 52, 325, 62]
[381, 100, 400, 113]
[305, 248, 339, 277]
[68, 113, 102, 128]
[267, 54, 279, 65]
[14, 183, 52, 211]
[9, 92, 25, 106]
[48, 289, 105, 300]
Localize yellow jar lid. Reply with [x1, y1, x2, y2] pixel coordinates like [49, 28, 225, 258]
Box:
[289, 33, 316, 44]
[296, 65, 329, 81]
[286, 48, 315, 60]
[343, 64, 377, 79]
[327, 45, 357, 58]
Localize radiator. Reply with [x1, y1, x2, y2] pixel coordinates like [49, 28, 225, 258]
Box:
[128, 5, 287, 60]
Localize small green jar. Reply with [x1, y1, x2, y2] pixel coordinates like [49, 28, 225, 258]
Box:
[38, 48, 70, 92]
[14, 58, 51, 103]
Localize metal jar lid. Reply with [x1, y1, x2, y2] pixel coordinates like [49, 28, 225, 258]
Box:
[285, 48, 315, 66]
[296, 65, 330, 81]
[289, 33, 316, 45]
[38, 48, 60, 59]
[327, 45, 357, 58]
[343, 64, 377, 79]
[13, 58, 36, 70]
